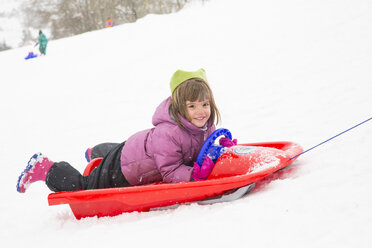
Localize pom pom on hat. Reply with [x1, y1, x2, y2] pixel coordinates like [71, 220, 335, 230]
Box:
[170, 68, 208, 94]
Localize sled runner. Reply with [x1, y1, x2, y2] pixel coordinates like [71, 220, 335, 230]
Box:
[48, 129, 303, 219]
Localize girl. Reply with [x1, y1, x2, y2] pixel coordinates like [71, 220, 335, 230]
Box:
[17, 69, 236, 193]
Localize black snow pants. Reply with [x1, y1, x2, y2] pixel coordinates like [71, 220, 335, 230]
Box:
[45, 142, 130, 192]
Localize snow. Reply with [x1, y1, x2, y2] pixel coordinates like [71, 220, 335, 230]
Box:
[0, 0, 24, 47]
[1, 0, 372, 247]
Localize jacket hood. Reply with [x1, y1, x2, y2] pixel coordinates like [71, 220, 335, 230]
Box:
[152, 97, 213, 135]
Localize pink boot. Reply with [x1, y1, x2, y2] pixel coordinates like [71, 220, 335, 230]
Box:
[16, 153, 54, 193]
[85, 147, 93, 162]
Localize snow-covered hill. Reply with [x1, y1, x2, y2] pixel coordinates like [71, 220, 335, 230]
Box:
[1, 0, 371, 247]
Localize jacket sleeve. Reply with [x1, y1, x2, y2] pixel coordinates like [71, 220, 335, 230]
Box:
[150, 126, 193, 183]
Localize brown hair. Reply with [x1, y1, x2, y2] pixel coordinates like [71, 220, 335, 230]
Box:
[170, 78, 221, 129]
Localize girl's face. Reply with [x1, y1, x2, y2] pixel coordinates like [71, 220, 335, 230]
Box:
[185, 99, 211, 127]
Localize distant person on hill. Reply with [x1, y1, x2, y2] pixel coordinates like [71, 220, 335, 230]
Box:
[35, 30, 48, 55]
[106, 18, 114, 28]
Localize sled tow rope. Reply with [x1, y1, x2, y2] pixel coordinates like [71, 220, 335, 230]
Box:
[290, 117, 372, 160]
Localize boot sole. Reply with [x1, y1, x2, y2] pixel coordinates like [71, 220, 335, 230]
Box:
[16, 153, 42, 193]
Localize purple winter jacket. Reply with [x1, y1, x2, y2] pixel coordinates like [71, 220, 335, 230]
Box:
[120, 97, 216, 186]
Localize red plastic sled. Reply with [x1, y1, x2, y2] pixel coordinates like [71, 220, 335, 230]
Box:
[48, 139, 303, 219]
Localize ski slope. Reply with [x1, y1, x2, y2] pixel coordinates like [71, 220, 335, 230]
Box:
[1, 0, 372, 247]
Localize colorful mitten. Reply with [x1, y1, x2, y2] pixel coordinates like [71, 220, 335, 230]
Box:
[16, 153, 54, 193]
[219, 137, 237, 147]
[192, 156, 215, 181]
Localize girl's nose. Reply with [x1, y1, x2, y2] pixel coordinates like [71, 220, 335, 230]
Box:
[196, 105, 204, 112]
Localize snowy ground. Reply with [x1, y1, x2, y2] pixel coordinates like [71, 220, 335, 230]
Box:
[1, 0, 372, 247]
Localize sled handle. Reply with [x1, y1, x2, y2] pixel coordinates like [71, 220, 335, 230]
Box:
[196, 128, 232, 166]
[83, 158, 103, 176]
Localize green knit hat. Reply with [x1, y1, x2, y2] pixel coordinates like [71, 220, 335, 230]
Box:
[169, 68, 208, 94]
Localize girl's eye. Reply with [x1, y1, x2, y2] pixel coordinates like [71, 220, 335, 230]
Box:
[203, 103, 210, 107]
[188, 105, 195, 109]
